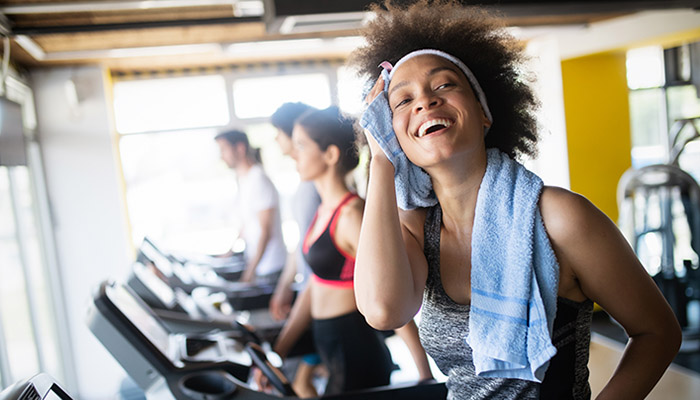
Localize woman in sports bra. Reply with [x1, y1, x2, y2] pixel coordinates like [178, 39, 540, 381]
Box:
[262, 106, 432, 397]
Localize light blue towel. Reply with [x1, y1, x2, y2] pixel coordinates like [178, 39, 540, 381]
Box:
[359, 69, 437, 210]
[467, 148, 560, 382]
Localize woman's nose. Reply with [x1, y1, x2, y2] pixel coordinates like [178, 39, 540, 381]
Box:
[414, 93, 441, 112]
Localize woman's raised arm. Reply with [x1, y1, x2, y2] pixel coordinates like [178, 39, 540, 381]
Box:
[355, 150, 428, 330]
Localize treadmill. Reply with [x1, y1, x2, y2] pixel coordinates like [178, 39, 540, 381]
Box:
[0, 373, 74, 400]
[137, 238, 280, 315]
[87, 281, 447, 399]
[137, 237, 246, 292]
[127, 261, 284, 342]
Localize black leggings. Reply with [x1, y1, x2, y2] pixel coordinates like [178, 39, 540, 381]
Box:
[312, 311, 394, 396]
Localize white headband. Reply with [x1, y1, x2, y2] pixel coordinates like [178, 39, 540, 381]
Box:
[380, 49, 493, 129]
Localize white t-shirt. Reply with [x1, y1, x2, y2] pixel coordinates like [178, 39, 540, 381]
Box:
[236, 164, 286, 276]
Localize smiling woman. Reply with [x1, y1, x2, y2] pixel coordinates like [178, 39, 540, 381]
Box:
[385, 54, 493, 169]
[350, 1, 682, 399]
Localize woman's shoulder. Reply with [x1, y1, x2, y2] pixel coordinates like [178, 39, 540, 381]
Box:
[539, 185, 612, 244]
[337, 195, 365, 223]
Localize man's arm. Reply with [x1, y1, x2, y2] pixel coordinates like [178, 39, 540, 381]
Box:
[241, 207, 274, 282]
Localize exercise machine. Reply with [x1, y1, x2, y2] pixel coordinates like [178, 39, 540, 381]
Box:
[617, 117, 700, 351]
[128, 261, 284, 341]
[87, 281, 446, 399]
[0, 373, 74, 400]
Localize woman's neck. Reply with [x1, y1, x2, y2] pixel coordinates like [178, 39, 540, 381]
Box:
[428, 148, 487, 232]
[313, 172, 351, 212]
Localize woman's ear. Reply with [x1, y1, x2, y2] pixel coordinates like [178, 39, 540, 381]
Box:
[480, 105, 492, 129]
[324, 144, 341, 166]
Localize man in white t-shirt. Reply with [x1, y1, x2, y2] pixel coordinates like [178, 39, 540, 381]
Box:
[215, 129, 286, 283]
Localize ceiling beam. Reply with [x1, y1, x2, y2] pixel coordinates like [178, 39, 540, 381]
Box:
[11, 16, 263, 35]
[267, 0, 700, 17]
[0, 1, 255, 14]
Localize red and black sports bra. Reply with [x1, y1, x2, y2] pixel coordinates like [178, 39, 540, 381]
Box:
[302, 193, 358, 288]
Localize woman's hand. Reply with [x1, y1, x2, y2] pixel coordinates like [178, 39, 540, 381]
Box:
[362, 76, 390, 162]
[269, 285, 294, 320]
[364, 75, 385, 105]
[252, 367, 273, 393]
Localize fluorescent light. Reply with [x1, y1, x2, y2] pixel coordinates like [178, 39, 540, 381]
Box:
[277, 12, 372, 35]
[227, 38, 324, 55]
[105, 43, 222, 58]
[225, 36, 365, 57]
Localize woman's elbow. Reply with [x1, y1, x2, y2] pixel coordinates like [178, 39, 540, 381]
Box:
[357, 301, 413, 331]
[646, 311, 683, 361]
[362, 309, 405, 331]
[667, 317, 683, 356]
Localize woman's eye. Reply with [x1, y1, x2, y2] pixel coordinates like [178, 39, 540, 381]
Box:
[394, 98, 411, 109]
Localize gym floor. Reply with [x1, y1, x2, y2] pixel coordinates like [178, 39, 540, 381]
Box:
[589, 310, 700, 399]
[591, 310, 700, 373]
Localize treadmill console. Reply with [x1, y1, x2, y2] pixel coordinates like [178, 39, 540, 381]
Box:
[0, 373, 74, 400]
[104, 282, 175, 360]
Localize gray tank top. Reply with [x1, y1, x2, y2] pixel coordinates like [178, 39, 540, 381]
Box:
[419, 204, 593, 400]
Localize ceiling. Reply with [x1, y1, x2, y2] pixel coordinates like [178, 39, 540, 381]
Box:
[0, 0, 698, 71]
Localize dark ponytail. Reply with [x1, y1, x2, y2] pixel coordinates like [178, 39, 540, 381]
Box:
[215, 129, 262, 164]
[296, 106, 360, 175]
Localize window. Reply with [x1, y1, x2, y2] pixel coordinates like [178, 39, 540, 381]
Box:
[626, 46, 665, 90]
[113, 75, 229, 134]
[232, 73, 331, 119]
[118, 128, 239, 254]
[624, 43, 700, 278]
[0, 77, 68, 388]
[113, 69, 339, 254]
[0, 167, 41, 382]
[337, 66, 367, 116]
[667, 86, 700, 180]
[626, 46, 669, 167]
[628, 88, 667, 166]
[627, 44, 700, 179]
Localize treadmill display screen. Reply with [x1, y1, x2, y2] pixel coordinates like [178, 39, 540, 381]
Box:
[43, 387, 71, 400]
[133, 262, 177, 308]
[106, 284, 172, 358]
[140, 239, 174, 277]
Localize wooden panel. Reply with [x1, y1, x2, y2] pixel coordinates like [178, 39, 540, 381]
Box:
[32, 22, 266, 52]
[2, 0, 81, 4]
[10, 6, 236, 28]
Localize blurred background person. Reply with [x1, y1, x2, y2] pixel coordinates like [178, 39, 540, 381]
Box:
[214, 129, 287, 284]
[269, 102, 321, 319]
[269, 102, 323, 397]
[259, 106, 431, 397]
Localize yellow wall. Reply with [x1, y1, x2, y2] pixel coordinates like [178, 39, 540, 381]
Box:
[561, 53, 631, 222]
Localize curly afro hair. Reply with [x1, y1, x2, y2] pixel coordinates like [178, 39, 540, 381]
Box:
[349, 0, 540, 160]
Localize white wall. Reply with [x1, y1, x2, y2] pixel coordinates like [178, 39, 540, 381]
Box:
[523, 35, 571, 189]
[556, 9, 700, 60]
[31, 66, 132, 399]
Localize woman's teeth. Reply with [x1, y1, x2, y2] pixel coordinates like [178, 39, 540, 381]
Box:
[418, 119, 452, 137]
